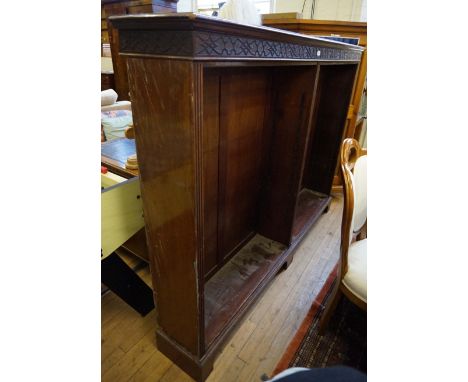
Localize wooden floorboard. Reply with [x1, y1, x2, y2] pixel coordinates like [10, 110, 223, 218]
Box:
[101, 194, 343, 382]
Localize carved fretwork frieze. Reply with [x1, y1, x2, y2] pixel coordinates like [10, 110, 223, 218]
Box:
[194, 31, 361, 61]
[119, 29, 362, 61]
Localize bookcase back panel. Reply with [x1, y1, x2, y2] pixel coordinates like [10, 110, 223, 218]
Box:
[202, 67, 272, 277]
[218, 68, 271, 262]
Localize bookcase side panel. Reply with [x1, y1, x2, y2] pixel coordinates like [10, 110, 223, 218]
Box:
[127, 57, 202, 355]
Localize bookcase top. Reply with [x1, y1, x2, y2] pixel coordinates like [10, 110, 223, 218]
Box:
[110, 13, 364, 62]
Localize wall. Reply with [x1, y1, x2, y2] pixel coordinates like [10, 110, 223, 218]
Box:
[178, 0, 367, 21]
[274, 0, 366, 21]
[177, 0, 195, 12]
[360, 0, 367, 21]
[274, 0, 310, 15]
[314, 0, 363, 21]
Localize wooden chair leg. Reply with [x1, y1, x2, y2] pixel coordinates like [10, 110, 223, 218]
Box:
[318, 283, 342, 334]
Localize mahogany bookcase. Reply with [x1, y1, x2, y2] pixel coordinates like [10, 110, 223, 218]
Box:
[110, 14, 363, 381]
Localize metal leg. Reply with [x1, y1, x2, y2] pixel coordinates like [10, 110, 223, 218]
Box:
[101, 252, 155, 316]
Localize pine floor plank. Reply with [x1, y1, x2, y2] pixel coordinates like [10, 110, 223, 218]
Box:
[207, 319, 257, 382]
[129, 351, 173, 382]
[101, 292, 135, 327]
[159, 365, 195, 382]
[216, 356, 247, 382]
[101, 195, 343, 381]
[102, 347, 126, 376]
[102, 330, 158, 382]
[102, 309, 144, 362]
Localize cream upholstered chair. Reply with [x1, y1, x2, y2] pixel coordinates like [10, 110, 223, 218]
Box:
[320, 138, 367, 331]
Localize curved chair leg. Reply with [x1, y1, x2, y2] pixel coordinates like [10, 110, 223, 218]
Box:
[318, 283, 342, 334]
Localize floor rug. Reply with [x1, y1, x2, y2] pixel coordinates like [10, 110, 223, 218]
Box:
[273, 265, 367, 376]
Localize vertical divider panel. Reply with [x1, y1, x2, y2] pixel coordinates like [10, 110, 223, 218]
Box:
[302, 64, 358, 195]
[298, 65, 322, 191]
[258, 65, 318, 246]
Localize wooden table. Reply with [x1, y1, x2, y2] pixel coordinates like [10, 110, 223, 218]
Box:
[101, 138, 139, 178]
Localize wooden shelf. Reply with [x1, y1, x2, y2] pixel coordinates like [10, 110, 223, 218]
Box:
[204, 234, 286, 346]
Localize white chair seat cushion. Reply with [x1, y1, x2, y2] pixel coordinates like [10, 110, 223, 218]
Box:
[342, 238, 367, 303]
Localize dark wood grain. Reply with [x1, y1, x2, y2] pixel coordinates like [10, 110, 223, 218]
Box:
[101, 71, 115, 91]
[258, 65, 318, 246]
[262, 18, 367, 142]
[111, 14, 363, 61]
[204, 234, 286, 346]
[217, 68, 270, 262]
[292, 189, 330, 239]
[104, 0, 179, 100]
[126, 57, 202, 356]
[202, 69, 220, 279]
[113, 14, 362, 382]
[263, 18, 367, 190]
[108, 21, 130, 101]
[302, 64, 357, 195]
